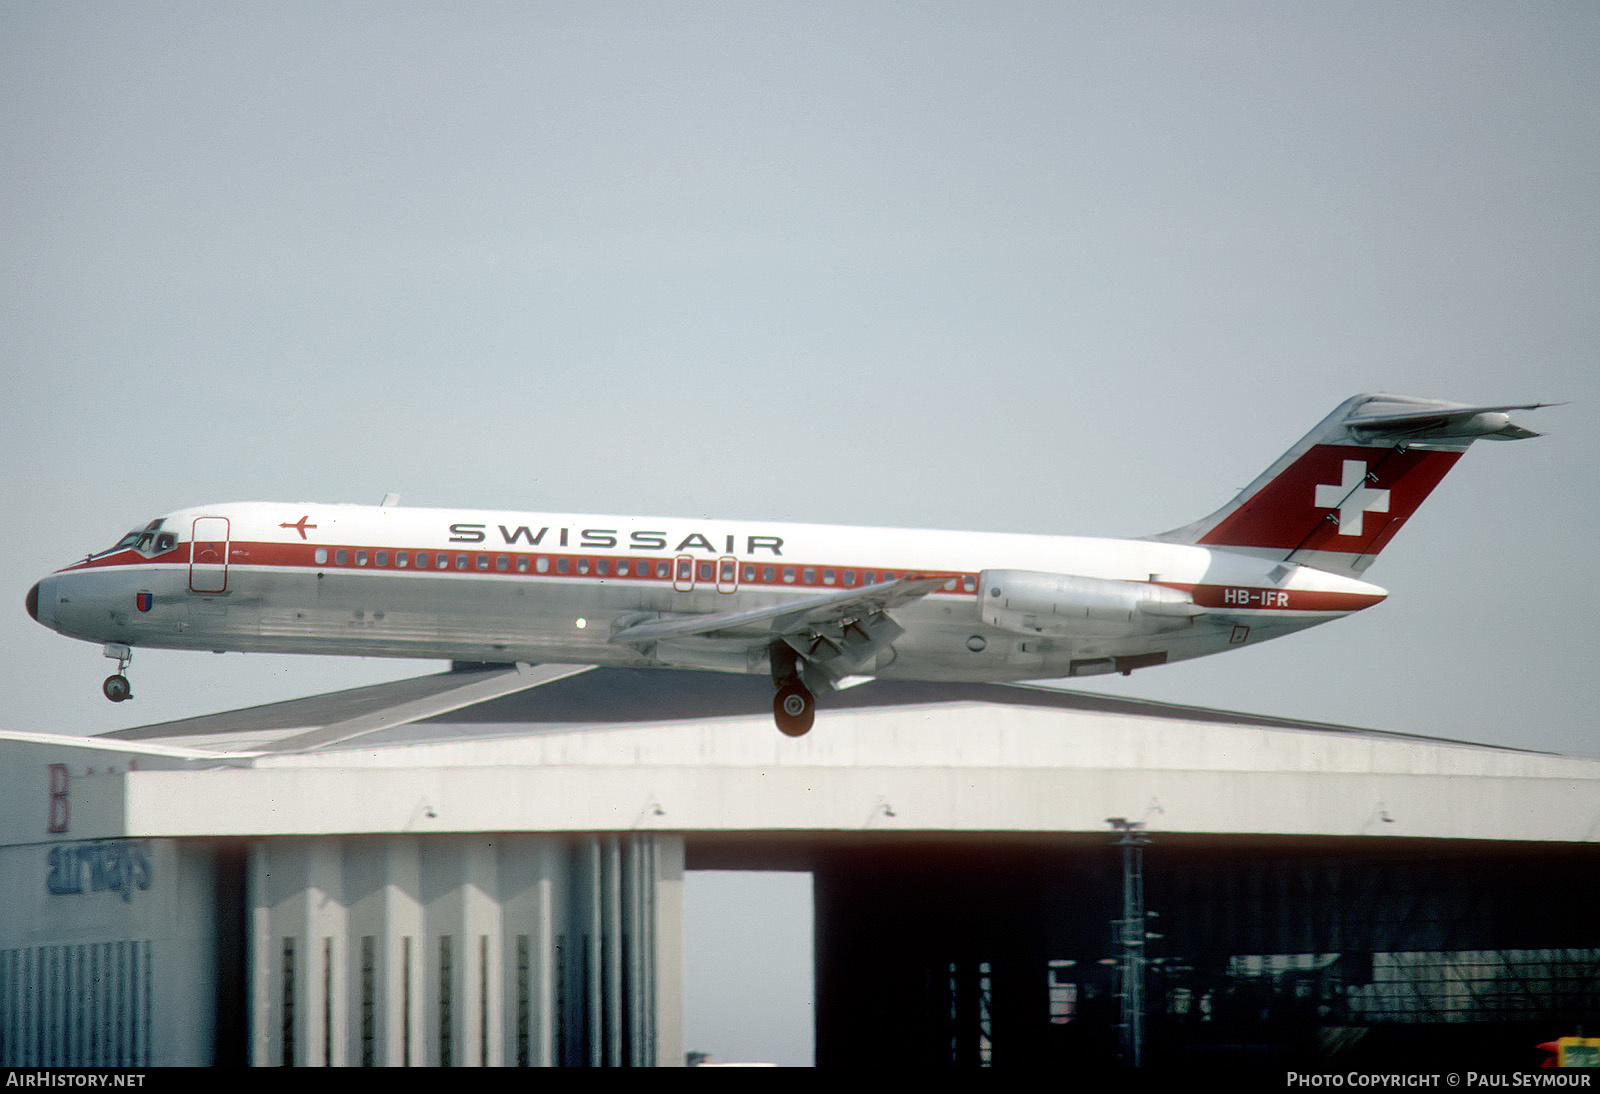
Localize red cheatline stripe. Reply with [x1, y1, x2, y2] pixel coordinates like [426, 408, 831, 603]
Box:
[58, 541, 976, 595]
[58, 544, 1380, 613]
[1163, 583, 1385, 612]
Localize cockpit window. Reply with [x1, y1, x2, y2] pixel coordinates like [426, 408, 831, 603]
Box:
[96, 519, 174, 560]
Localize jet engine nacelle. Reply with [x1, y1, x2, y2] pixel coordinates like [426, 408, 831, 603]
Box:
[977, 569, 1203, 637]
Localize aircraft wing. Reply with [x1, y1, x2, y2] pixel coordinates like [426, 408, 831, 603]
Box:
[608, 575, 952, 644]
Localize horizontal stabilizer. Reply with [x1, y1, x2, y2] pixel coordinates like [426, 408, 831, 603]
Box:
[1345, 401, 1558, 442]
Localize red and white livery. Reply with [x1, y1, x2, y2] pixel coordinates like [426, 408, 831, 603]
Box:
[26, 394, 1548, 735]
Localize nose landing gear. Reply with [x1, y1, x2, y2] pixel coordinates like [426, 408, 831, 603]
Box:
[102, 643, 133, 703]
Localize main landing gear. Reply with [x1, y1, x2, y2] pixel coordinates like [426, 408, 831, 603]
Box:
[102, 643, 133, 703]
[770, 641, 815, 737]
[774, 682, 815, 737]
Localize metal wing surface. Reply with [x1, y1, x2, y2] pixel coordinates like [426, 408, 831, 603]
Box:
[607, 575, 952, 645]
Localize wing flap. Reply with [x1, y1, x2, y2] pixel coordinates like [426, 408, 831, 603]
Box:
[608, 575, 953, 645]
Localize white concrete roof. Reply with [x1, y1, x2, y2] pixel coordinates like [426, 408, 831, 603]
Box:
[8, 667, 1598, 846]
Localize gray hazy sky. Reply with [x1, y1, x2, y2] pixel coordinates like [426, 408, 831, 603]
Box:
[4, 3, 1597, 1066]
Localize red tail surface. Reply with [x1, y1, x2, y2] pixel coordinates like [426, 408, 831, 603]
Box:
[1152, 394, 1548, 576]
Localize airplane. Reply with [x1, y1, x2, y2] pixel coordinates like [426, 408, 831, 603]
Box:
[26, 394, 1548, 736]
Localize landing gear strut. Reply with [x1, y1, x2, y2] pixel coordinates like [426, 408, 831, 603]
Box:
[102, 643, 132, 703]
[770, 641, 815, 737]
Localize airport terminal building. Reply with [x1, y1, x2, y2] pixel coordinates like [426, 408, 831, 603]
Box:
[1, 665, 1597, 1068]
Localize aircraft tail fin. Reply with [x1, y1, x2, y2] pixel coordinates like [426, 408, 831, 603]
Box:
[1149, 393, 1551, 577]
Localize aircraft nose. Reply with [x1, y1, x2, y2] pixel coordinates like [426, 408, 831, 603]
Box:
[25, 582, 39, 623]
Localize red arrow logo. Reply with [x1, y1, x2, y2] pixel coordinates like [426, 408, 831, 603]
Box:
[280, 516, 318, 539]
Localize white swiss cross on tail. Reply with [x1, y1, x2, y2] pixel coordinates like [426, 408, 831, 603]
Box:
[1314, 460, 1390, 536]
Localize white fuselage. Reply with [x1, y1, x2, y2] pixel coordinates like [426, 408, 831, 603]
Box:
[31, 502, 1386, 684]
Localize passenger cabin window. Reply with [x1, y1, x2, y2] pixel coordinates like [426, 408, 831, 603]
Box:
[416, 552, 429, 568]
[336, 549, 349, 565]
[376, 551, 388, 566]
[397, 552, 409, 567]
[315, 548, 329, 564]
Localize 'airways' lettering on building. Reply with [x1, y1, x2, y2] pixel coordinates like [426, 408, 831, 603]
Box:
[46, 839, 153, 903]
[448, 524, 784, 555]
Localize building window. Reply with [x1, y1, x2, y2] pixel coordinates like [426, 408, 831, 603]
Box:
[439, 936, 453, 1067]
[360, 937, 376, 1066]
[322, 937, 333, 1066]
[402, 937, 412, 1066]
[516, 936, 530, 1067]
[282, 938, 296, 1067]
[479, 936, 489, 1067]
